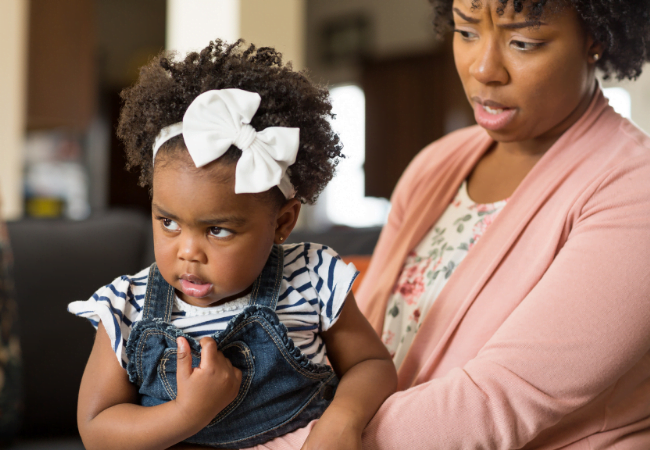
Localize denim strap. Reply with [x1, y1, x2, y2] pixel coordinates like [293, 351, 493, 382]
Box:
[248, 245, 284, 311]
[142, 263, 176, 322]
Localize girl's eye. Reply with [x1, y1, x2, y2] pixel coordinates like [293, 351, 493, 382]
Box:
[511, 40, 544, 51]
[161, 218, 180, 231]
[208, 227, 233, 239]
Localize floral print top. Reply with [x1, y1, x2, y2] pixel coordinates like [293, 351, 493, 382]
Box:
[382, 180, 508, 369]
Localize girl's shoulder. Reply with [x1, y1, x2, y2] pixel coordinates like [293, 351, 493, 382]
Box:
[67, 266, 151, 328]
[279, 242, 359, 329]
[281, 242, 357, 284]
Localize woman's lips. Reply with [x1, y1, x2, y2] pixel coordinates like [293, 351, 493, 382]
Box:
[179, 275, 213, 298]
[473, 99, 517, 131]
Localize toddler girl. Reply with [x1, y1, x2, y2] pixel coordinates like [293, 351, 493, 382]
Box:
[68, 40, 396, 450]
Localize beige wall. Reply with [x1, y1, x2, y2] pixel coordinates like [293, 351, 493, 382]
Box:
[602, 68, 650, 134]
[306, 0, 438, 85]
[165, 0, 304, 69]
[0, 0, 28, 219]
[240, 0, 305, 70]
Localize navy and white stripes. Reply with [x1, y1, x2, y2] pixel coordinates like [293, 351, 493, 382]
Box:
[68, 243, 358, 368]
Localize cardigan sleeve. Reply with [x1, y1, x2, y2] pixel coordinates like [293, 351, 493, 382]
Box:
[248, 155, 650, 450]
[355, 145, 436, 311]
[358, 156, 650, 449]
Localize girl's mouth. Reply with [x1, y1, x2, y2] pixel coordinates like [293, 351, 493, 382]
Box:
[179, 275, 213, 298]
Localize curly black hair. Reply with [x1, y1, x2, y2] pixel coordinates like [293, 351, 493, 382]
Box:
[117, 39, 342, 204]
[429, 0, 650, 80]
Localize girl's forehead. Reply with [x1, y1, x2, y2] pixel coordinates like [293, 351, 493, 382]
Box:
[154, 150, 236, 184]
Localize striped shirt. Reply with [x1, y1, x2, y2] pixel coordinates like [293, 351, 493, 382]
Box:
[68, 243, 358, 368]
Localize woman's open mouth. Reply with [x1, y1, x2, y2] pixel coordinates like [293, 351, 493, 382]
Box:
[179, 274, 213, 298]
[473, 98, 517, 131]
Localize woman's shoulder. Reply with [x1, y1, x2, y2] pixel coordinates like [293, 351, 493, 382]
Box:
[417, 125, 488, 159]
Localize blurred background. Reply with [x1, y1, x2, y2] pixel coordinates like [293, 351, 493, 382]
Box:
[0, 0, 648, 447]
[1, 0, 647, 226]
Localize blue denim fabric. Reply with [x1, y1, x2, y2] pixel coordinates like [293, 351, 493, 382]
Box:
[125, 245, 339, 448]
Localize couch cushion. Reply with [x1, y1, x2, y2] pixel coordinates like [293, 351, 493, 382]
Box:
[7, 210, 153, 437]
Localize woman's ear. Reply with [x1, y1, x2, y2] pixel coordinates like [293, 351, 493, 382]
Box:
[274, 198, 302, 244]
[587, 37, 604, 64]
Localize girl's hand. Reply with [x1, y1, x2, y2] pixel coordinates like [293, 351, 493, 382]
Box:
[173, 336, 242, 428]
[300, 410, 362, 450]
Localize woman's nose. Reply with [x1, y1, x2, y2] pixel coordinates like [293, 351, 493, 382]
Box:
[469, 40, 509, 86]
[178, 233, 207, 264]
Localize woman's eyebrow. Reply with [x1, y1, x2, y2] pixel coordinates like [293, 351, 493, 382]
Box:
[453, 7, 545, 29]
[453, 7, 479, 23]
[498, 20, 545, 29]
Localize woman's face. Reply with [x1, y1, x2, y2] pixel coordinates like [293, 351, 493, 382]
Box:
[452, 0, 598, 146]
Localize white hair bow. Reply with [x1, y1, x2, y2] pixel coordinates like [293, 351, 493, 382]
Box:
[152, 88, 299, 198]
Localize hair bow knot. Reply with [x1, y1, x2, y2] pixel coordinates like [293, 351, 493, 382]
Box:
[152, 88, 299, 198]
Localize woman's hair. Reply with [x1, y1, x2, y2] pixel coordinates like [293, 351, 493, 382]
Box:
[117, 39, 342, 205]
[429, 0, 650, 80]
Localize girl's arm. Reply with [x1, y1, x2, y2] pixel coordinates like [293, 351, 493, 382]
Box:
[300, 293, 397, 450]
[78, 322, 242, 450]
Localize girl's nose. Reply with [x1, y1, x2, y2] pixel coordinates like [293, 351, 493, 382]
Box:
[178, 234, 208, 264]
[469, 40, 509, 86]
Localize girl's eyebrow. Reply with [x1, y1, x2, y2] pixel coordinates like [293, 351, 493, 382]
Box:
[152, 203, 247, 227]
[196, 216, 247, 227]
[452, 7, 545, 29]
[152, 204, 179, 221]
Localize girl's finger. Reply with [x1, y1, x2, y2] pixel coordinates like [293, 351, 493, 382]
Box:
[176, 336, 192, 380]
[199, 337, 219, 369]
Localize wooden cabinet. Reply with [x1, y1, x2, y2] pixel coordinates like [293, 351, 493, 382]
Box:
[27, 0, 97, 131]
[362, 45, 473, 199]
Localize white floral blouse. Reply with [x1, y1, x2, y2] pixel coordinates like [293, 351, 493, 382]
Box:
[382, 180, 509, 369]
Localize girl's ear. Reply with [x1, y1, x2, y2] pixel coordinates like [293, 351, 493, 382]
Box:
[274, 199, 301, 244]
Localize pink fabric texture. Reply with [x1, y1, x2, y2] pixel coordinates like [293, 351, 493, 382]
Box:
[250, 89, 650, 449]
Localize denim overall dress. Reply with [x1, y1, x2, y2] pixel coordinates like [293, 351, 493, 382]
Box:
[125, 245, 339, 448]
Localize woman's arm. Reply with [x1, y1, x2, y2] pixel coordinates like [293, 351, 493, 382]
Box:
[300, 293, 397, 450]
[357, 158, 650, 449]
[78, 322, 242, 450]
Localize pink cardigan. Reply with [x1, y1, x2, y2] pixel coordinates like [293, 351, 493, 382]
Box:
[252, 89, 650, 449]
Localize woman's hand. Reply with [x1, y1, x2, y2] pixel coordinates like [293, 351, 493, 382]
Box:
[299, 409, 362, 450]
[173, 336, 242, 428]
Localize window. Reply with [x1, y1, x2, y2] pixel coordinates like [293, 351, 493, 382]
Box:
[323, 85, 391, 228]
[603, 87, 632, 119]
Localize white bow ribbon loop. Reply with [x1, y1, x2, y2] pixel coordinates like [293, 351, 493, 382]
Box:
[152, 88, 299, 198]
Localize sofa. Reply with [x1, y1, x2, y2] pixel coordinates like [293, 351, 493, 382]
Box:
[6, 210, 380, 448]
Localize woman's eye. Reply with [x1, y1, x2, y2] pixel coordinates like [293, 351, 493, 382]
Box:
[161, 218, 180, 231]
[453, 29, 477, 40]
[208, 227, 233, 238]
[511, 40, 543, 51]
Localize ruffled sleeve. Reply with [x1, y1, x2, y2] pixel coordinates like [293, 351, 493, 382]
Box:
[301, 243, 359, 331]
[67, 267, 149, 368]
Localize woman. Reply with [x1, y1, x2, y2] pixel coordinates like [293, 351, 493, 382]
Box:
[249, 0, 650, 448]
